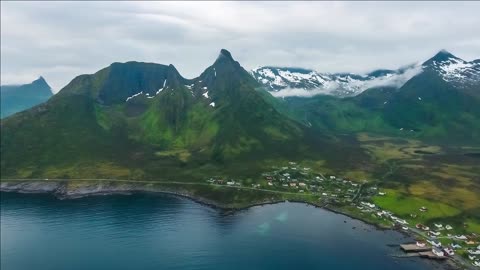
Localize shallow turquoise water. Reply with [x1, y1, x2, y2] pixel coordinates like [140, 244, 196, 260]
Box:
[1, 192, 440, 270]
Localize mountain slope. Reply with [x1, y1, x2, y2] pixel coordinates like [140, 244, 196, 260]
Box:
[279, 51, 480, 142]
[382, 51, 480, 139]
[422, 50, 480, 98]
[1, 77, 53, 118]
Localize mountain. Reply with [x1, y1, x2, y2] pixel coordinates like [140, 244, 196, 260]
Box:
[253, 50, 480, 100]
[1, 49, 344, 180]
[381, 50, 480, 139]
[280, 51, 480, 142]
[421, 49, 480, 97]
[251, 64, 421, 98]
[2, 49, 478, 180]
[1, 77, 53, 118]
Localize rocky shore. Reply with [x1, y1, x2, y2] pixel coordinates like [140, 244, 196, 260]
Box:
[1, 180, 225, 207]
[0, 180, 289, 211]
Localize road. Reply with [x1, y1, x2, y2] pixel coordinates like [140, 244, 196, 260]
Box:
[1, 178, 315, 197]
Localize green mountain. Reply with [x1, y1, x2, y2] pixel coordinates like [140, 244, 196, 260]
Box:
[2, 49, 478, 182]
[1, 50, 339, 180]
[280, 51, 480, 142]
[1, 77, 53, 118]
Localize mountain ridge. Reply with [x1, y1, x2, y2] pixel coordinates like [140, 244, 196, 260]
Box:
[1, 76, 53, 118]
[1, 49, 335, 180]
[1, 48, 479, 182]
[253, 50, 479, 99]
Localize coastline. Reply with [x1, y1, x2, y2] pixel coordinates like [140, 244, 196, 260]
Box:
[0, 180, 464, 270]
[0, 180, 290, 211]
[0, 180, 414, 231]
[0, 180, 385, 221]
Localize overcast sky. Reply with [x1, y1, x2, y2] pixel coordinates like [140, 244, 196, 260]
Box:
[1, 1, 479, 92]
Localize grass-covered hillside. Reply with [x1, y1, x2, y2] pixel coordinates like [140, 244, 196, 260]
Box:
[1, 50, 362, 181]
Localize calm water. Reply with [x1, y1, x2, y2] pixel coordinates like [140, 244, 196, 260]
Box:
[1, 192, 439, 270]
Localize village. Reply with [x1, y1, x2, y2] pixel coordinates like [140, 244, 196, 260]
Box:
[360, 199, 480, 267]
[205, 161, 480, 268]
[206, 161, 368, 205]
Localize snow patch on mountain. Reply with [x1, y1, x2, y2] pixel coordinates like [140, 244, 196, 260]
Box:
[427, 56, 480, 84]
[126, 91, 143, 102]
[156, 79, 167, 95]
[254, 64, 423, 98]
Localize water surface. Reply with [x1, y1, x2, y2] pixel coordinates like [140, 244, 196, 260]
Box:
[1, 192, 440, 270]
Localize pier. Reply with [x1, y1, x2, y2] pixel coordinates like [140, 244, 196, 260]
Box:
[418, 251, 447, 260]
[400, 244, 430, 252]
[393, 251, 448, 260]
[398, 243, 447, 261]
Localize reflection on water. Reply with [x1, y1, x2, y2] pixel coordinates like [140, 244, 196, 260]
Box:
[275, 211, 289, 222]
[256, 222, 271, 235]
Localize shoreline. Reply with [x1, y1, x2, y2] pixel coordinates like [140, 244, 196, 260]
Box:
[0, 180, 464, 270]
[0, 179, 389, 226]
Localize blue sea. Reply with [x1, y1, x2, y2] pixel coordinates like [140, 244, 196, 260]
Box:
[1, 192, 440, 270]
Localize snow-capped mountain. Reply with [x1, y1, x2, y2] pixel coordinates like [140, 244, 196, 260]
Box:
[252, 65, 422, 98]
[252, 50, 479, 98]
[422, 50, 480, 90]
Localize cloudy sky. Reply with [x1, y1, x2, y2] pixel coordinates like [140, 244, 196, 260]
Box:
[1, 1, 479, 92]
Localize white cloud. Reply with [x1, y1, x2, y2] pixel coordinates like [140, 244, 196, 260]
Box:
[270, 64, 424, 98]
[1, 1, 479, 92]
[272, 88, 328, 98]
[359, 64, 424, 89]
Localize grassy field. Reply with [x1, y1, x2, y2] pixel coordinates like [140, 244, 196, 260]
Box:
[357, 132, 480, 235]
[2, 128, 479, 237]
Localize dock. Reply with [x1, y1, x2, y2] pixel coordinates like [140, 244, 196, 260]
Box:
[398, 243, 447, 261]
[393, 251, 447, 260]
[418, 251, 447, 260]
[400, 244, 430, 252]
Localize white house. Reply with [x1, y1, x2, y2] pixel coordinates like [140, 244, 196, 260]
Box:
[469, 250, 480, 255]
[416, 241, 426, 247]
[451, 243, 462, 249]
[427, 240, 442, 248]
[432, 247, 444, 257]
[443, 248, 454, 256]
